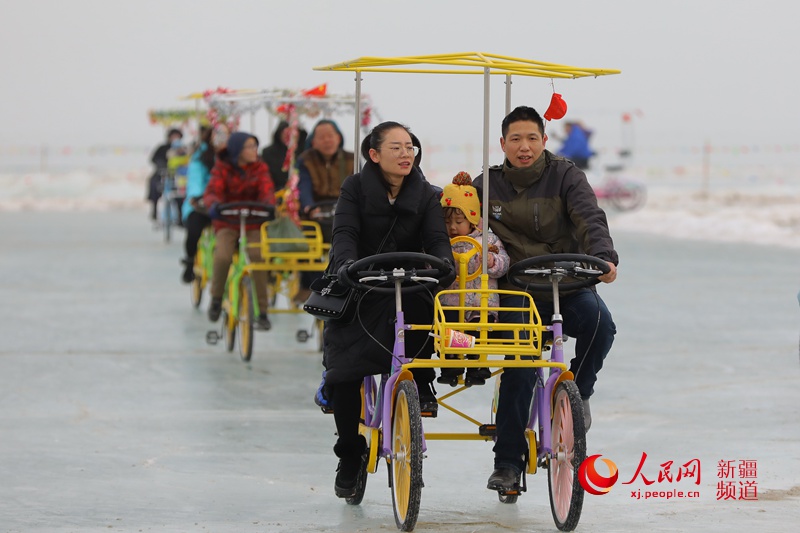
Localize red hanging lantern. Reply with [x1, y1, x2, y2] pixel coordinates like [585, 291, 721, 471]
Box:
[543, 93, 567, 121]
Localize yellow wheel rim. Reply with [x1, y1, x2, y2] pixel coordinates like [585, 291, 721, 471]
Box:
[240, 286, 251, 353]
[392, 389, 410, 521]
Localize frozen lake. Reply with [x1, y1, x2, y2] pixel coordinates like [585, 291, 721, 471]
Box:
[1, 210, 799, 532]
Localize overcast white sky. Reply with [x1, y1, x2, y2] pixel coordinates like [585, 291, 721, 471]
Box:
[1, 0, 798, 165]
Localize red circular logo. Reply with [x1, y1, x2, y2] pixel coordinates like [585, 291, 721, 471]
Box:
[578, 454, 619, 495]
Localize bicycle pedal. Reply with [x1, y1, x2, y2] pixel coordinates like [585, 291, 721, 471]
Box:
[205, 331, 220, 345]
[478, 424, 497, 437]
[320, 406, 334, 415]
[420, 409, 438, 418]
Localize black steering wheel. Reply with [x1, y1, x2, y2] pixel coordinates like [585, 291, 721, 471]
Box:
[508, 253, 610, 292]
[305, 199, 338, 222]
[340, 252, 453, 295]
[216, 201, 275, 225]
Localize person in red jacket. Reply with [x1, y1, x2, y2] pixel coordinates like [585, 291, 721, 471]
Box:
[203, 131, 275, 330]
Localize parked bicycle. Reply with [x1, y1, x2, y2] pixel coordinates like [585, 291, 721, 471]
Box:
[592, 169, 646, 212]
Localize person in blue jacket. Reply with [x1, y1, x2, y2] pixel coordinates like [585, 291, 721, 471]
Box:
[557, 121, 594, 170]
[180, 124, 228, 283]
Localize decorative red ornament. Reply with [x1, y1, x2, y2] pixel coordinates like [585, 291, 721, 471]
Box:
[543, 93, 567, 121]
[445, 198, 452, 206]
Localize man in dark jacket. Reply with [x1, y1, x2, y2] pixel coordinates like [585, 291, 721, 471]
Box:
[473, 106, 618, 495]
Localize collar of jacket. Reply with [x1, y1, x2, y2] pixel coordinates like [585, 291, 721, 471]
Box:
[300, 147, 342, 166]
[502, 150, 548, 190]
[218, 156, 260, 175]
[359, 163, 426, 216]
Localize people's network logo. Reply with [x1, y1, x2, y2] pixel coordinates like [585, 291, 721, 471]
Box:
[578, 454, 619, 495]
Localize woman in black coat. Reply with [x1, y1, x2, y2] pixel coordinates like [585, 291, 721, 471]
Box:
[323, 121, 454, 498]
[260, 120, 307, 191]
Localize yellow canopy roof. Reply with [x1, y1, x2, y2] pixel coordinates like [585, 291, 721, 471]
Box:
[314, 52, 620, 79]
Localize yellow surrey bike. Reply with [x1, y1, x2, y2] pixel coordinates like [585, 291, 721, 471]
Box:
[260, 191, 333, 351]
[314, 52, 620, 531]
[189, 226, 215, 309]
[205, 201, 275, 362]
[335, 249, 608, 532]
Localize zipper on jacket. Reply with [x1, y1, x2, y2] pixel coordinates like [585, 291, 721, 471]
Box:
[534, 203, 540, 232]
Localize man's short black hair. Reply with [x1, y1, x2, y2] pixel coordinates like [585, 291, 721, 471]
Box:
[501, 106, 545, 138]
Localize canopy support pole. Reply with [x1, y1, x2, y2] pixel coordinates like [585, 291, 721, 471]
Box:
[354, 71, 362, 169]
[505, 74, 512, 115]
[481, 67, 490, 275]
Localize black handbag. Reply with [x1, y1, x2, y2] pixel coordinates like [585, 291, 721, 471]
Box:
[302, 216, 397, 324]
[303, 275, 361, 323]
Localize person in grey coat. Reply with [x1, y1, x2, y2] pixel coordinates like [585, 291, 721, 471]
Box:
[322, 121, 454, 499]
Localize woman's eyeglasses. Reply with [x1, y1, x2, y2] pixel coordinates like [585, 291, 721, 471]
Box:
[382, 144, 420, 158]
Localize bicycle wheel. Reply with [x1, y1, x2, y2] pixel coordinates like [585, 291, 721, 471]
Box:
[347, 378, 375, 505]
[238, 275, 254, 362]
[190, 277, 203, 308]
[190, 252, 203, 308]
[266, 272, 279, 307]
[163, 200, 172, 243]
[288, 272, 300, 307]
[390, 380, 423, 531]
[223, 309, 236, 352]
[610, 182, 646, 211]
[316, 319, 324, 352]
[548, 380, 586, 531]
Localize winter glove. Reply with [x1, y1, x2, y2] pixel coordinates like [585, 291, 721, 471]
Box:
[314, 371, 333, 413]
[337, 259, 356, 286]
[439, 257, 456, 288]
[207, 203, 220, 220]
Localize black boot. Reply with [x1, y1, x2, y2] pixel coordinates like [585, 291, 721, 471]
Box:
[464, 357, 491, 387]
[208, 297, 222, 322]
[487, 466, 521, 493]
[181, 257, 195, 283]
[417, 381, 438, 418]
[436, 354, 464, 387]
[255, 313, 271, 331]
[437, 367, 463, 387]
[333, 436, 367, 498]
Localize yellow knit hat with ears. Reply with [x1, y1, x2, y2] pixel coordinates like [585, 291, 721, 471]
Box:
[441, 171, 481, 226]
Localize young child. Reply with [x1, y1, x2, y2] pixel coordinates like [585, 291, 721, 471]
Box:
[438, 171, 510, 387]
